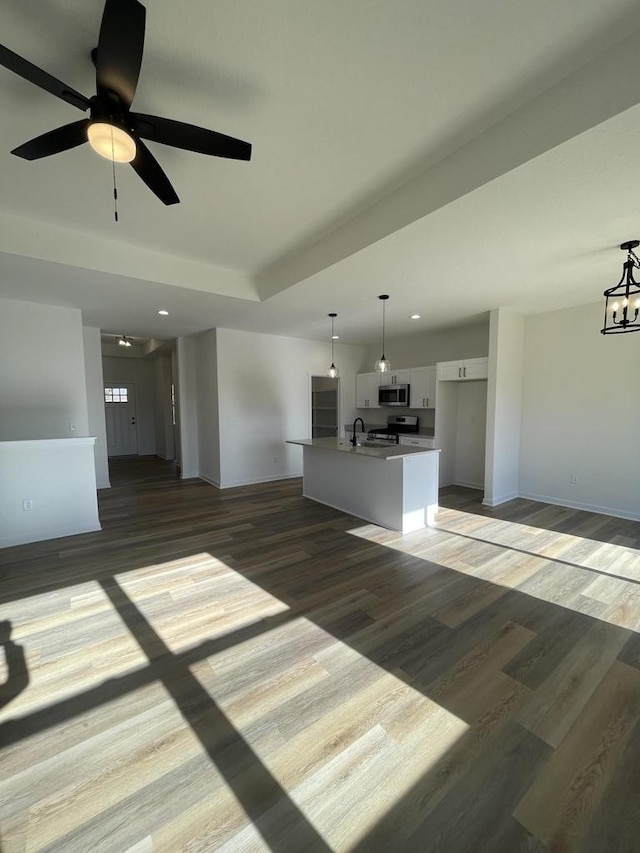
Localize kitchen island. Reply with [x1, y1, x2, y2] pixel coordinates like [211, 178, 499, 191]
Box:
[286, 437, 440, 533]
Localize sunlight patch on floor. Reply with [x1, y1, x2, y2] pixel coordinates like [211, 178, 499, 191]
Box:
[116, 552, 290, 654]
[347, 509, 640, 631]
[0, 580, 148, 721]
[0, 552, 290, 726]
[193, 613, 468, 852]
[435, 507, 640, 575]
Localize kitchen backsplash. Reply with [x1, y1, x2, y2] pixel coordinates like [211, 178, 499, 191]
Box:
[344, 419, 435, 438]
[351, 408, 436, 428]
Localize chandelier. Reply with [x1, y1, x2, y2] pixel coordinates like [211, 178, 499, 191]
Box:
[601, 241, 640, 334]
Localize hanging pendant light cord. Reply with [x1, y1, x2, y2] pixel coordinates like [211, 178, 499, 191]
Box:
[111, 126, 119, 223]
[382, 298, 386, 358]
[331, 316, 336, 363]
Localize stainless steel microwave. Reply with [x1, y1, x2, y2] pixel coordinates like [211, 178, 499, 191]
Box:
[378, 384, 410, 406]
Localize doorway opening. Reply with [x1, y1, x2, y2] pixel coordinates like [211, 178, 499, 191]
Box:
[101, 338, 178, 485]
[311, 376, 339, 438]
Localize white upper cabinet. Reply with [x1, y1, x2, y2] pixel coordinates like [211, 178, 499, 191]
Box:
[355, 372, 381, 408]
[437, 357, 488, 382]
[378, 370, 410, 386]
[409, 366, 436, 408]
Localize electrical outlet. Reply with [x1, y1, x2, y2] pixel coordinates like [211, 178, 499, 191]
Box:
[570, 474, 579, 485]
[22, 499, 33, 511]
[68, 421, 76, 432]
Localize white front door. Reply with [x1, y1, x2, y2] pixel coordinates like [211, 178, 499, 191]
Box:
[105, 384, 138, 456]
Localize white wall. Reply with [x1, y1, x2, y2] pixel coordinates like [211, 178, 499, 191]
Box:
[102, 356, 157, 455]
[171, 348, 181, 470]
[360, 322, 489, 371]
[83, 327, 110, 489]
[195, 330, 220, 486]
[454, 381, 487, 489]
[0, 298, 89, 440]
[519, 302, 640, 520]
[484, 309, 524, 506]
[176, 335, 199, 478]
[154, 352, 175, 460]
[0, 438, 100, 547]
[216, 328, 365, 487]
[434, 381, 458, 487]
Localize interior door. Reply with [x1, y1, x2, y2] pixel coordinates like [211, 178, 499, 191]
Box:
[105, 384, 138, 456]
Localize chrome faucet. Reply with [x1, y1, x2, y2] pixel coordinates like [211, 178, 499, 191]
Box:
[351, 417, 366, 446]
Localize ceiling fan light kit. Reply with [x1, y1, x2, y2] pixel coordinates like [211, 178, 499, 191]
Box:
[0, 0, 252, 207]
[601, 241, 640, 335]
[87, 122, 136, 163]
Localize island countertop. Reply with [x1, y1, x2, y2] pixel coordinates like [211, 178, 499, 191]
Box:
[286, 437, 439, 460]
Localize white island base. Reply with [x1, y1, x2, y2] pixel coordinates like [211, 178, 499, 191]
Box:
[287, 439, 440, 533]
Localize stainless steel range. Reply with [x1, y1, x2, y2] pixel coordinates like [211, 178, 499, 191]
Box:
[366, 415, 419, 446]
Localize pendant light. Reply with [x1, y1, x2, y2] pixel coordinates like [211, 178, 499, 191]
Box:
[327, 313, 339, 378]
[601, 241, 640, 334]
[374, 294, 391, 373]
[117, 335, 133, 347]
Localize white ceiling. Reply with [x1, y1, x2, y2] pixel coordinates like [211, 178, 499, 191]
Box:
[2, 0, 640, 346]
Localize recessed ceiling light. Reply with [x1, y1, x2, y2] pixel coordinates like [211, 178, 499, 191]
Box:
[410, 314, 421, 319]
[158, 309, 169, 315]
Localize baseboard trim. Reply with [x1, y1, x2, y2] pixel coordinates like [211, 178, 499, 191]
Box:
[1, 522, 102, 549]
[454, 480, 484, 491]
[218, 473, 302, 489]
[482, 491, 519, 507]
[199, 474, 221, 489]
[518, 491, 640, 522]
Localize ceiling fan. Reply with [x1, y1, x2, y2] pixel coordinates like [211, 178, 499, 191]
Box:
[0, 0, 252, 205]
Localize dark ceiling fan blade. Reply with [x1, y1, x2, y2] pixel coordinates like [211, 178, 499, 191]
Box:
[96, 0, 146, 107]
[132, 113, 252, 160]
[0, 44, 90, 111]
[11, 119, 89, 161]
[130, 139, 179, 205]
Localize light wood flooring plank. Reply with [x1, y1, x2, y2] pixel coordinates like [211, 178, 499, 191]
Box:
[518, 620, 630, 747]
[514, 660, 640, 851]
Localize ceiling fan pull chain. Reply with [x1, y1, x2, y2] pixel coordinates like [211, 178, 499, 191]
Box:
[111, 126, 119, 223]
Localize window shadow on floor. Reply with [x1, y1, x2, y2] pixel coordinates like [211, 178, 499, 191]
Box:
[438, 485, 640, 548]
[0, 620, 28, 711]
[1, 468, 640, 850]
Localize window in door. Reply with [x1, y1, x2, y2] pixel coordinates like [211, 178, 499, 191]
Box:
[104, 387, 129, 403]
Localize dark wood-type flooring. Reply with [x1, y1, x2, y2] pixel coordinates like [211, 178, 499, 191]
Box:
[1, 456, 640, 852]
